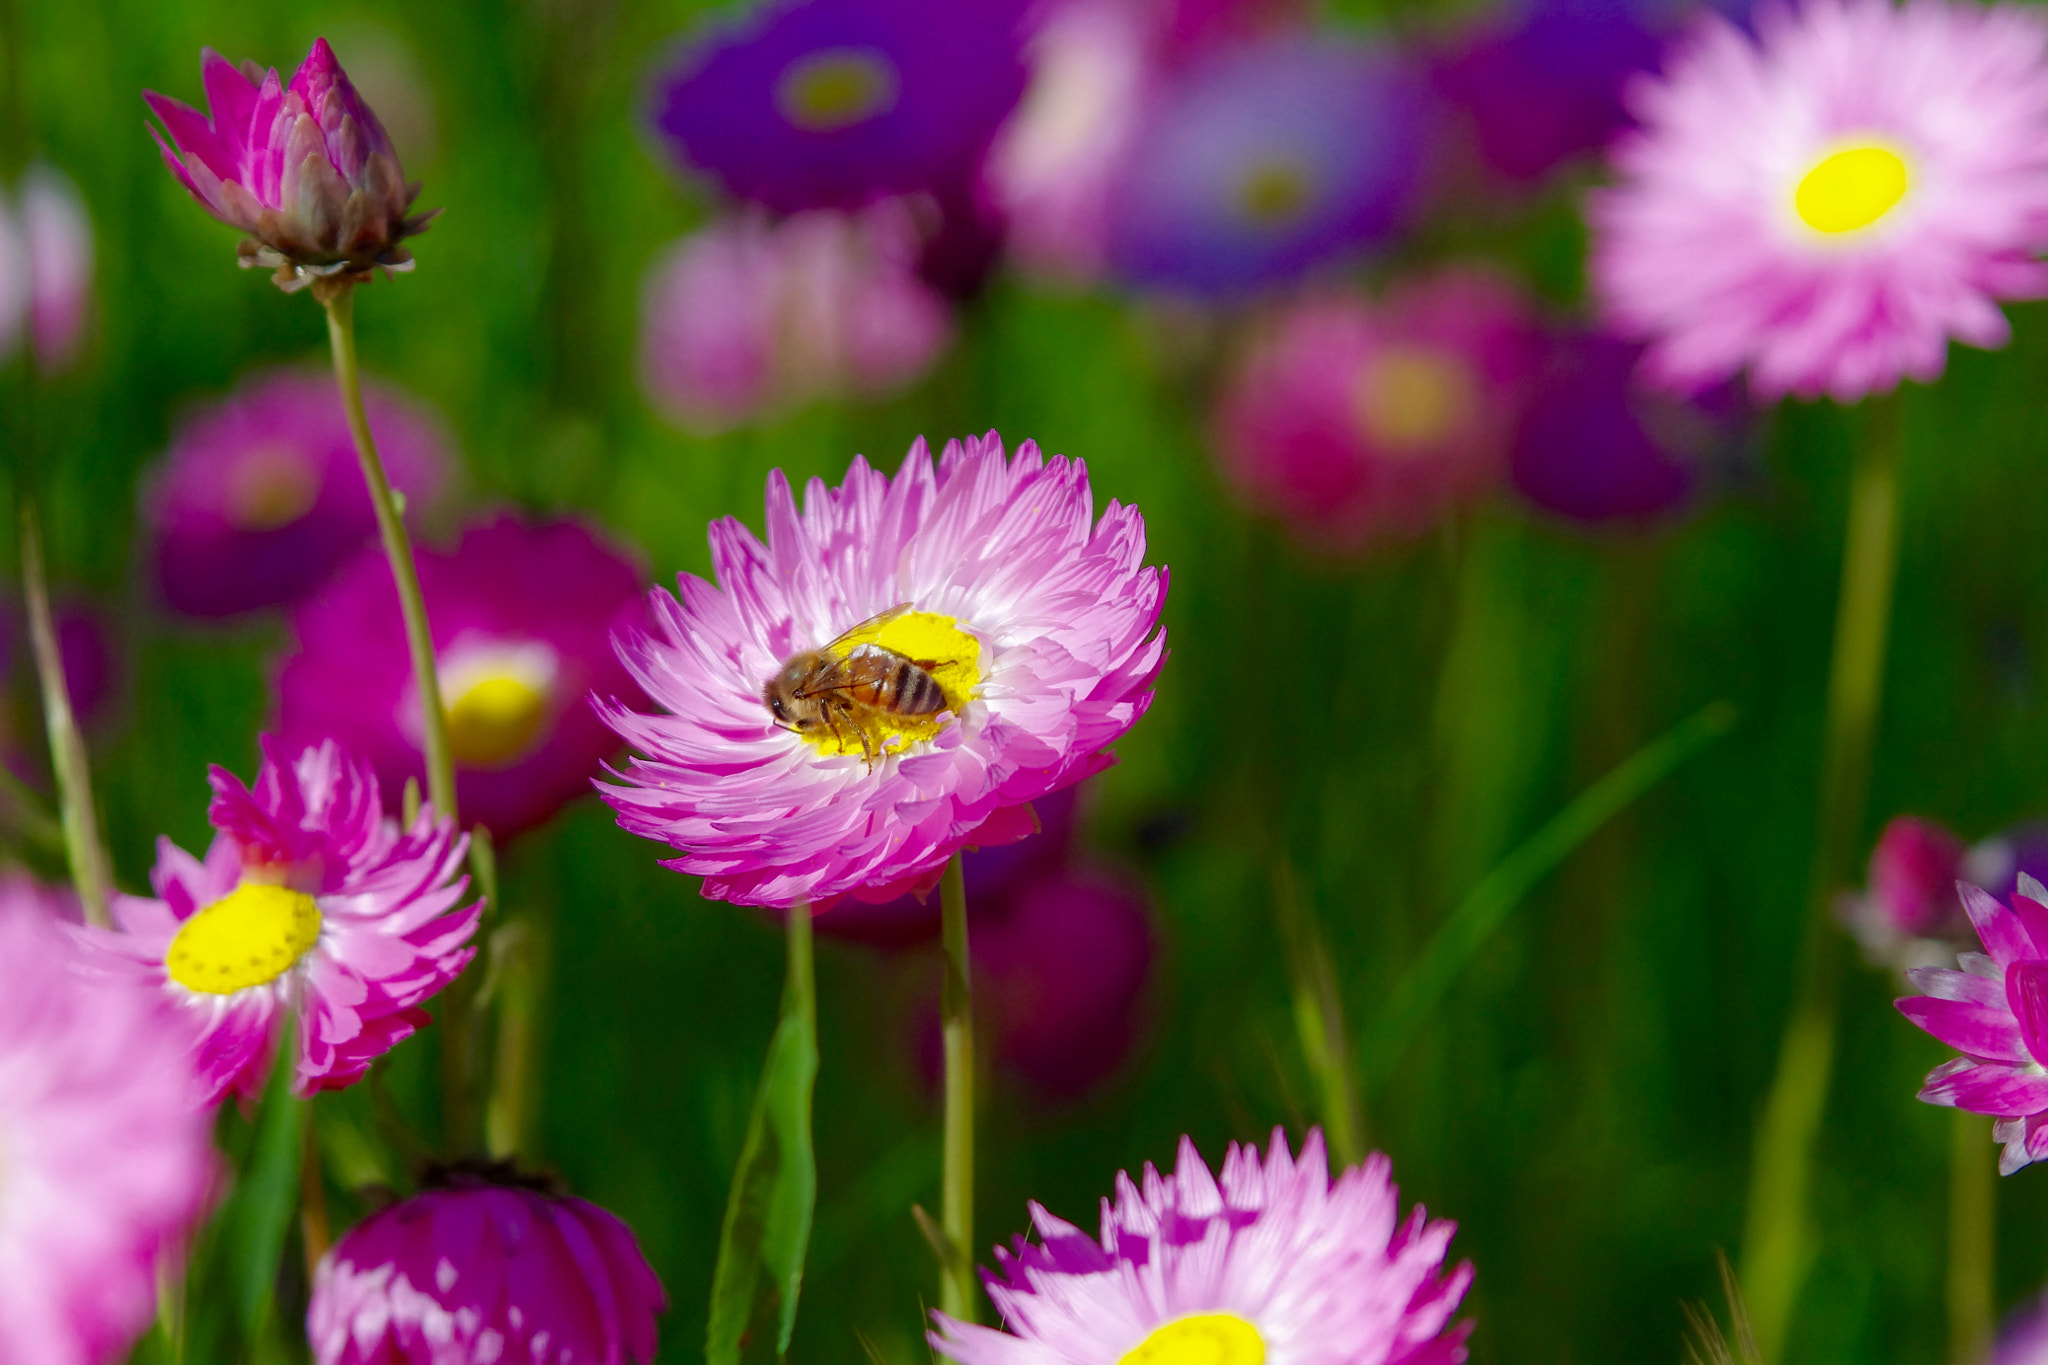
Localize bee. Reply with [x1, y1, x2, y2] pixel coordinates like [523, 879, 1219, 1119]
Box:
[762, 604, 948, 768]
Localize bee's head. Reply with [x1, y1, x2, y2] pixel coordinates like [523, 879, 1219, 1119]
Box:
[765, 687, 792, 724]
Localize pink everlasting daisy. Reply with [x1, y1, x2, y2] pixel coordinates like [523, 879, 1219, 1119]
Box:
[601, 432, 1167, 909]
[0, 910, 217, 1365]
[1896, 873, 2048, 1173]
[932, 1129, 1472, 1365]
[1590, 0, 2048, 402]
[80, 736, 479, 1102]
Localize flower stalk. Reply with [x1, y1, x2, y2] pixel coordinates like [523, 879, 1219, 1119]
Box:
[1742, 392, 1901, 1363]
[1949, 1110, 1994, 1365]
[19, 501, 112, 926]
[940, 851, 978, 1323]
[321, 285, 456, 825]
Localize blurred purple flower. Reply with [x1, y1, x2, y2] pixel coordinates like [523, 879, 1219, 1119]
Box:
[1844, 814, 2048, 973]
[146, 39, 435, 294]
[19, 166, 93, 371]
[80, 737, 479, 1102]
[308, 1164, 666, 1365]
[1994, 1292, 2048, 1364]
[0, 192, 22, 361]
[0, 869, 82, 924]
[1896, 874, 2048, 1174]
[0, 911, 216, 1365]
[932, 1130, 1472, 1362]
[144, 369, 453, 619]
[1509, 332, 1735, 525]
[650, 0, 1030, 213]
[278, 514, 650, 841]
[1215, 269, 1539, 549]
[639, 201, 953, 433]
[1105, 35, 1428, 295]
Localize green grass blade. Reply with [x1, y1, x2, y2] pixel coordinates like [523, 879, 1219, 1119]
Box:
[706, 906, 819, 1364]
[1362, 701, 1737, 1092]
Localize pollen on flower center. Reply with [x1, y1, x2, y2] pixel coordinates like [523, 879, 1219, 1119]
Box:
[1354, 344, 1477, 453]
[226, 444, 320, 531]
[1120, 1314, 1267, 1365]
[776, 48, 901, 132]
[1794, 145, 1910, 234]
[1237, 157, 1314, 225]
[798, 609, 980, 759]
[166, 883, 322, 995]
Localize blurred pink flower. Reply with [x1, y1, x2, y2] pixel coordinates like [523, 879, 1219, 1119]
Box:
[146, 39, 436, 294]
[20, 166, 93, 372]
[0, 910, 216, 1365]
[639, 201, 953, 432]
[80, 737, 479, 1102]
[1590, 0, 2048, 401]
[1215, 269, 1538, 549]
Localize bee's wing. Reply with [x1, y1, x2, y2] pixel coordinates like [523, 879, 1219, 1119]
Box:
[794, 645, 901, 698]
[821, 602, 914, 652]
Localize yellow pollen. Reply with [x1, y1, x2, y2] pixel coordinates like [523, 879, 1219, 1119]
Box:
[445, 675, 551, 769]
[1795, 145, 1910, 234]
[227, 445, 320, 531]
[804, 609, 981, 759]
[1353, 344, 1477, 454]
[1120, 1315, 1267, 1365]
[166, 883, 322, 996]
[776, 49, 900, 132]
[1237, 158, 1313, 225]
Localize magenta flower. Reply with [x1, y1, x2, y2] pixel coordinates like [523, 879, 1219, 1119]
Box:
[79, 736, 478, 1102]
[0, 909, 217, 1365]
[1590, 0, 2048, 402]
[146, 39, 435, 295]
[17, 165, 93, 372]
[278, 514, 650, 840]
[144, 368, 453, 618]
[639, 201, 953, 434]
[602, 433, 1167, 910]
[1215, 270, 1538, 550]
[1993, 1292, 2048, 1364]
[1895, 874, 2048, 1174]
[932, 1129, 1472, 1364]
[308, 1164, 667, 1365]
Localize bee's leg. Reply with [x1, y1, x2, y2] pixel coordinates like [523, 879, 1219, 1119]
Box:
[855, 721, 879, 772]
[821, 706, 848, 756]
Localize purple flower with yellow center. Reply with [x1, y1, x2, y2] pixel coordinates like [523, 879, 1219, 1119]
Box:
[0, 911, 216, 1365]
[650, 0, 1029, 213]
[78, 736, 478, 1102]
[601, 433, 1167, 910]
[1896, 874, 2048, 1174]
[932, 1129, 1472, 1364]
[147, 39, 436, 295]
[144, 368, 452, 619]
[1105, 35, 1427, 295]
[1214, 270, 1539, 549]
[1590, 0, 2048, 402]
[308, 1162, 667, 1365]
[278, 514, 650, 840]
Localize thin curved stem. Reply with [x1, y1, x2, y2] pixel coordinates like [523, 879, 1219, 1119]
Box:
[20, 502, 110, 926]
[940, 853, 978, 1323]
[321, 287, 456, 825]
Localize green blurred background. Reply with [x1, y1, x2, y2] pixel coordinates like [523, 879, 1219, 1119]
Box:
[10, 0, 2048, 1360]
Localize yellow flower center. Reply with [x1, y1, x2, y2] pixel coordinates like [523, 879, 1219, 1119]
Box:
[1794, 145, 1910, 234]
[1121, 1314, 1267, 1365]
[1353, 344, 1477, 454]
[802, 610, 981, 759]
[226, 444, 320, 531]
[1237, 158, 1314, 225]
[776, 48, 900, 132]
[166, 883, 322, 995]
[438, 642, 558, 769]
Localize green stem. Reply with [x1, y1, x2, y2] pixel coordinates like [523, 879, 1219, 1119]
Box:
[1948, 1111, 1995, 1365]
[1741, 393, 1902, 1363]
[321, 287, 456, 825]
[300, 1102, 331, 1279]
[19, 502, 111, 925]
[484, 916, 544, 1161]
[940, 853, 977, 1323]
[1272, 854, 1366, 1165]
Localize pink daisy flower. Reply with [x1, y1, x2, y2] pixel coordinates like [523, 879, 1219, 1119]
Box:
[1896, 873, 2048, 1174]
[601, 432, 1167, 909]
[79, 736, 480, 1102]
[1590, 0, 2048, 402]
[932, 1129, 1472, 1365]
[0, 910, 217, 1365]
